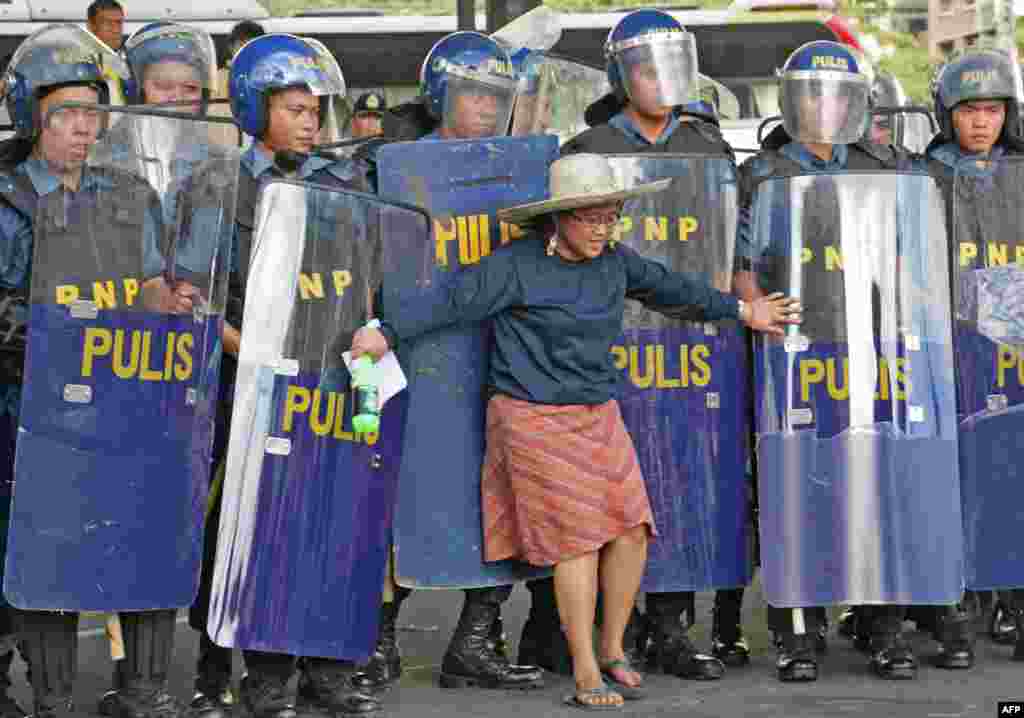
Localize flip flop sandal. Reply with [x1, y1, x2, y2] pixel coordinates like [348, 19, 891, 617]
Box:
[600, 659, 646, 700]
[564, 683, 624, 711]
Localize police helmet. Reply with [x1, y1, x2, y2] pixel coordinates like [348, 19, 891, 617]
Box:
[121, 22, 216, 108]
[4, 24, 123, 138]
[420, 31, 517, 136]
[229, 33, 346, 138]
[778, 40, 870, 145]
[933, 48, 1021, 145]
[605, 9, 698, 110]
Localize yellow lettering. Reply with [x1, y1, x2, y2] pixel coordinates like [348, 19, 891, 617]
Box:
[654, 344, 679, 389]
[960, 242, 977, 267]
[331, 270, 352, 297]
[893, 358, 909, 400]
[123, 278, 139, 307]
[163, 331, 176, 380]
[93, 280, 117, 309]
[988, 242, 1008, 266]
[434, 217, 456, 267]
[138, 332, 163, 381]
[309, 390, 336, 437]
[81, 328, 112, 377]
[174, 333, 193, 381]
[283, 386, 311, 433]
[457, 216, 482, 266]
[877, 358, 890, 401]
[113, 330, 141, 380]
[298, 272, 324, 300]
[610, 345, 627, 370]
[801, 247, 813, 264]
[629, 345, 655, 389]
[825, 357, 848, 400]
[690, 344, 711, 387]
[800, 358, 825, 403]
[56, 285, 79, 305]
[678, 216, 698, 242]
[644, 217, 668, 242]
[1016, 245, 1024, 267]
[825, 246, 843, 272]
[997, 345, 1017, 389]
[478, 215, 491, 258]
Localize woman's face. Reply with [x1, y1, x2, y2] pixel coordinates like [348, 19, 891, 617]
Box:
[555, 201, 623, 262]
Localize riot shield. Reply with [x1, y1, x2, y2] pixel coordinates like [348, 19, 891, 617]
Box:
[207, 181, 424, 659]
[5, 106, 238, 610]
[604, 155, 752, 592]
[376, 136, 558, 588]
[952, 156, 1024, 589]
[747, 171, 962, 606]
[511, 52, 609, 143]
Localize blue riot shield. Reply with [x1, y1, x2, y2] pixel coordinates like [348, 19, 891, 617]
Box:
[207, 181, 425, 660]
[376, 135, 558, 588]
[746, 171, 962, 606]
[5, 107, 239, 610]
[603, 155, 752, 593]
[952, 156, 1024, 589]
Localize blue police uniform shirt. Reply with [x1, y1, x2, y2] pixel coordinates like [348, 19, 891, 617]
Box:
[736, 142, 849, 262]
[927, 140, 1006, 177]
[608, 111, 683, 148]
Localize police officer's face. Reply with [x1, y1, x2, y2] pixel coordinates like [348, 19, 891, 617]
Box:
[88, 8, 124, 51]
[556, 201, 622, 262]
[798, 93, 849, 138]
[449, 90, 499, 139]
[263, 88, 320, 154]
[870, 117, 893, 145]
[952, 100, 1006, 154]
[143, 61, 203, 112]
[36, 85, 102, 171]
[351, 112, 382, 138]
[628, 62, 671, 118]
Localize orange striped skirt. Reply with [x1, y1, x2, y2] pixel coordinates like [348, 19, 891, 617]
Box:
[482, 394, 657, 567]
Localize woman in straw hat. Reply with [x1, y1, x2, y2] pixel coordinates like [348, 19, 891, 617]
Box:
[351, 153, 800, 710]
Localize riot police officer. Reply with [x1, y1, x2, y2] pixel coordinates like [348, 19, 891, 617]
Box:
[920, 46, 1024, 669]
[733, 40, 918, 683]
[351, 31, 545, 696]
[519, 9, 740, 683]
[0, 23, 190, 718]
[119, 21, 215, 113]
[188, 33, 380, 718]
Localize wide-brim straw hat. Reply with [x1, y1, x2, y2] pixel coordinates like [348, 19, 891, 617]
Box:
[496, 153, 672, 226]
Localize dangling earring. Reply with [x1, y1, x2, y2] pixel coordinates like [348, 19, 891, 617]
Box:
[546, 236, 558, 256]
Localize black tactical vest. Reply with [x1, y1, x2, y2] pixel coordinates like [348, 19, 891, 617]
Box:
[562, 119, 734, 160]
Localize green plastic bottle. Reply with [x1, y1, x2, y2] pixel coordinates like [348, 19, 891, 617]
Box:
[351, 355, 380, 434]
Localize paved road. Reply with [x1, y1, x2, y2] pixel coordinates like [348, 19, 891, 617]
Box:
[7, 584, 1019, 717]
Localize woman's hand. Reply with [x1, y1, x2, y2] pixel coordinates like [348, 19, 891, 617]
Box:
[351, 326, 390, 361]
[743, 292, 802, 335]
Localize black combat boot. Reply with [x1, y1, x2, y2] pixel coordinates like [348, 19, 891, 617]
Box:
[934, 608, 975, 669]
[188, 634, 235, 718]
[837, 608, 856, 639]
[644, 593, 724, 680]
[993, 594, 1019, 645]
[240, 673, 299, 718]
[0, 647, 25, 718]
[518, 578, 572, 675]
[775, 633, 817, 682]
[1012, 606, 1024, 662]
[18, 611, 78, 718]
[440, 589, 544, 689]
[711, 589, 749, 667]
[297, 659, 379, 718]
[107, 611, 184, 718]
[351, 602, 402, 693]
[869, 632, 917, 680]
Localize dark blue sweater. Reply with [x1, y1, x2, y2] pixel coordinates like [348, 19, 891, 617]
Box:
[379, 235, 740, 406]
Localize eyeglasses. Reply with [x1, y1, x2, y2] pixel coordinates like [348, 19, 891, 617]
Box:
[569, 210, 621, 228]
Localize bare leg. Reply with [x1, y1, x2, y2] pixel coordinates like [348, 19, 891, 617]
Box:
[554, 551, 622, 708]
[597, 524, 649, 687]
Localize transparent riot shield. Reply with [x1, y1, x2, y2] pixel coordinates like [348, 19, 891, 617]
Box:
[5, 106, 239, 610]
[511, 52, 609, 143]
[207, 181, 425, 660]
[605, 155, 752, 592]
[376, 135, 558, 589]
[746, 171, 962, 606]
[952, 156, 1024, 589]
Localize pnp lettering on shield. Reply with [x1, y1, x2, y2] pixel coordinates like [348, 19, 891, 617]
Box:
[1000, 702, 1024, 714]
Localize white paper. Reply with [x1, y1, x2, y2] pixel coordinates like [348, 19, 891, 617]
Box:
[341, 349, 407, 411]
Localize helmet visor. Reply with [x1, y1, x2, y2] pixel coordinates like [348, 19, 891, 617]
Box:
[612, 32, 698, 110]
[442, 70, 516, 138]
[123, 25, 217, 95]
[7, 23, 128, 91]
[781, 72, 870, 144]
[250, 39, 346, 98]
